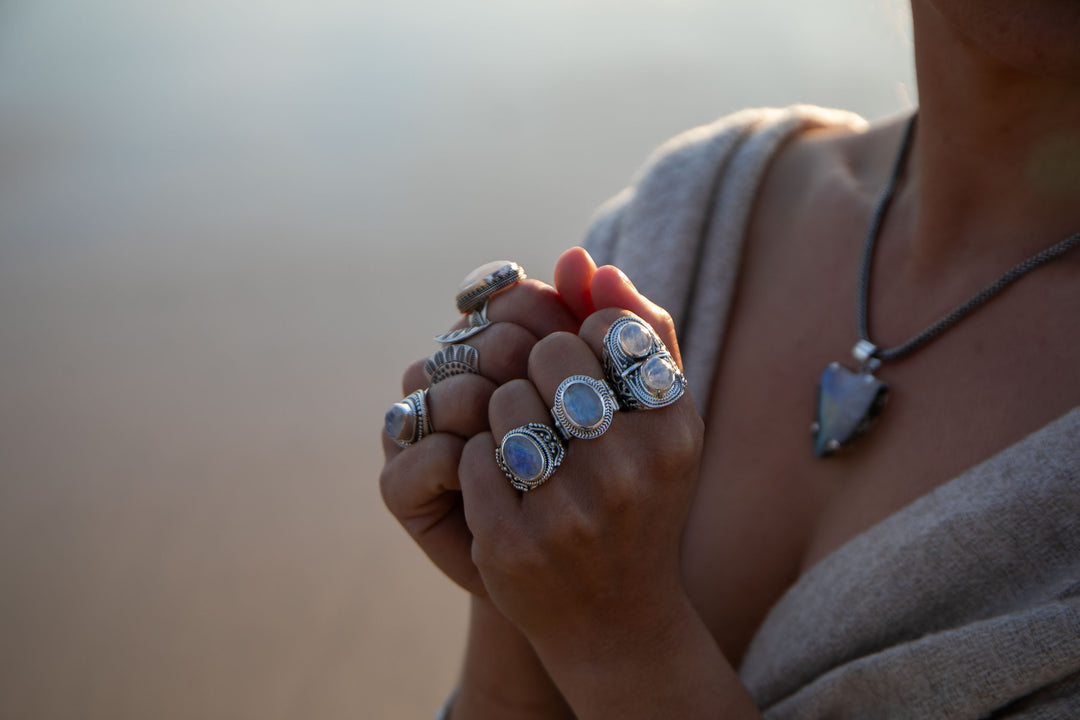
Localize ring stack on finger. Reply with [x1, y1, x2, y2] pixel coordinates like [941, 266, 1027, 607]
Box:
[424, 344, 480, 385]
[550, 375, 619, 440]
[602, 316, 686, 410]
[384, 389, 433, 448]
[495, 423, 566, 492]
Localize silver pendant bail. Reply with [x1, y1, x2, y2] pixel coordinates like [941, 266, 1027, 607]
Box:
[852, 340, 882, 373]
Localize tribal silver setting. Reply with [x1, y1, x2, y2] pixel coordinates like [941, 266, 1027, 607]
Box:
[495, 423, 566, 492]
[550, 375, 618, 440]
[602, 316, 686, 410]
[424, 344, 480, 385]
[385, 389, 432, 448]
[455, 261, 526, 314]
[434, 303, 492, 344]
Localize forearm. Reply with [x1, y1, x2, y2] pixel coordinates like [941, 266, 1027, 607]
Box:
[450, 597, 575, 719]
[531, 593, 762, 720]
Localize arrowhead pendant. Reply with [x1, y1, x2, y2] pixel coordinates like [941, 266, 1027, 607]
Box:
[812, 362, 889, 458]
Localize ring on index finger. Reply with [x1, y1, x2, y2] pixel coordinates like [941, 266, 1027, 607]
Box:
[601, 316, 686, 410]
[495, 422, 565, 492]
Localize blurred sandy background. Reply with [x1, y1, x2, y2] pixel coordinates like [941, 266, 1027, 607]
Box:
[0, 1, 914, 718]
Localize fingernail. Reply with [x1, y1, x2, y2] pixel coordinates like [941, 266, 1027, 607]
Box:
[616, 268, 636, 290]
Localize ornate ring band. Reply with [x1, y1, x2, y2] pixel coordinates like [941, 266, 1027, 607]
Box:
[550, 375, 618, 440]
[601, 316, 687, 410]
[455, 261, 526, 314]
[384, 389, 433, 448]
[424, 344, 480, 385]
[495, 422, 565, 492]
[434, 302, 492, 344]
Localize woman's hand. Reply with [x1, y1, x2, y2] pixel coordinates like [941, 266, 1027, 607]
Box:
[457, 295, 761, 718]
[380, 275, 583, 596]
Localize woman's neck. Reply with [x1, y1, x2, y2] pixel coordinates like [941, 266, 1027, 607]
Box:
[900, 0, 1080, 266]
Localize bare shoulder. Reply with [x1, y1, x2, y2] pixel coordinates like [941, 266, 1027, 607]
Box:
[751, 114, 914, 237]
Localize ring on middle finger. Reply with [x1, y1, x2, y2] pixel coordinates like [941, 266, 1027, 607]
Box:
[602, 316, 687, 410]
[550, 375, 618, 440]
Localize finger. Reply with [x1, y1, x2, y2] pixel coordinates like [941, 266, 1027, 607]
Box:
[380, 432, 486, 596]
[583, 284, 683, 369]
[458, 431, 523, 548]
[553, 246, 597, 322]
[486, 278, 580, 338]
[589, 266, 682, 365]
[527, 331, 606, 405]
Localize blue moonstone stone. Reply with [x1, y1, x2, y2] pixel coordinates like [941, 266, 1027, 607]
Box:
[503, 434, 544, 481]
[563, 381, 604, 429]
[641, 356, 676, 395]
[384, 402, 411, 440]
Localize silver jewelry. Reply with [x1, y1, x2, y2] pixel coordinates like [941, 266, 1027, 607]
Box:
[813, 113, 1080, 457]
[433, 303, 492, 344]
[601, 316, 687, 410]
[455, 260, 526, 314]
[424, 344, 480, 385]
[550, 375, 618, 440]
[495, 422, 566, 492]
[384, 389, 432, 448]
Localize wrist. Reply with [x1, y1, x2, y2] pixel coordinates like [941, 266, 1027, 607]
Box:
[453, 597, 574, 720]
[530, 592, 761, 720]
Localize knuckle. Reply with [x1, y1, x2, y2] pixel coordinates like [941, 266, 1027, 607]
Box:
[527, 331, 578, 375]
[475, 322, 537, 382]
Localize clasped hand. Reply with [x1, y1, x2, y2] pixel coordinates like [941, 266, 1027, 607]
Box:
[380, 246, 704, 672]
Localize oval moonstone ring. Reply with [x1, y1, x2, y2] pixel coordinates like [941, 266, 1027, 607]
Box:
[454, 260, 526, 314]
[495, 423, 565, 492]
[550, 375, 618, 440]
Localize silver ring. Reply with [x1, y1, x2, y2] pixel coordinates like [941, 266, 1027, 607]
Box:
[433, 302, 492, 344]
[384, 389, 433, 448]
[495, 422, 565, 492]
[550, 375, 618, 440]
[455, 261, 526, 314]
[424, 344, 480, 385]
[601, 316, 687, 410]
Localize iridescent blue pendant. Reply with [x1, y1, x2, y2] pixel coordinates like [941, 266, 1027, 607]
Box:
[812, 362, 889, 457]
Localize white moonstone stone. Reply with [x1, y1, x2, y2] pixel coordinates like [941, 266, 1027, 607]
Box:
[618, 322, 653, 358]
[458, 260, 512, 292]
[641, 356, 676, 395]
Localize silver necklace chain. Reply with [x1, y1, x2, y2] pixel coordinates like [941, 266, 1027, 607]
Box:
[856, 113, 1080, 365]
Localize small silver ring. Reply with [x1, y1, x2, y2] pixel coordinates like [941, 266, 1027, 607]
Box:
[424, 344, 480, 385]
[434, 303, 492, 344]
[550, 375, 618, 440]
[495, 422, 565, 492]
[601, 316, 687, 410]
[455, 261, 526, 314]
[384, 389, 433, 448]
